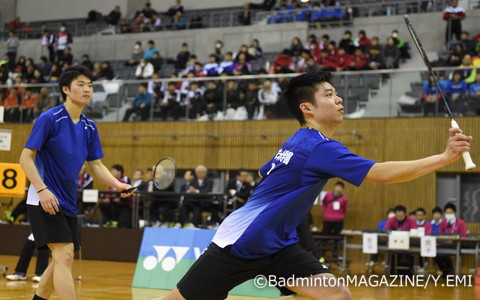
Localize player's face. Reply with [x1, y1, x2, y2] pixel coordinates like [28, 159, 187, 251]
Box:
[309, 82, 344, 125]
[64, 75, 93, 105]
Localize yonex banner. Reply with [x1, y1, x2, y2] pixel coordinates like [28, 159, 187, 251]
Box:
[132, 227, 281, 298]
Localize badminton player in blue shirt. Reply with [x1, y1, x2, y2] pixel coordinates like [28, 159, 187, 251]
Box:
[19, 65, 133, 300]
[156, 72, 472, 300]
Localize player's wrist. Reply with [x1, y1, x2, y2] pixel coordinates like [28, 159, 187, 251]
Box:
[37, 186, 48, 194]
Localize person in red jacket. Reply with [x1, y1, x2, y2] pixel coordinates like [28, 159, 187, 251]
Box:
[335, 48, 353, 72]
[415, 208, 432, 235]
[348, 48, 368, 71]
[322, 181, 348, 235]
[384, 205, 418, 231]
[443, 0, 466, 43]
[436, 202, 467, 277]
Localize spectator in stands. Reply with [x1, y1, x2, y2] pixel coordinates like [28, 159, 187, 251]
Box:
[430, 206, 443, 233]
[175, 43, 191, 71]
[80, 55, 94, 71]
[243, 79, 259, 119]
[61, 46, 73, 66]
[271, 49, 295, 74]
[219, 52, 235, 75]
[56, 25, 72, 63]
[317, 49, 336, 71]
[185, 81, 204, 119]
[257, 78, 280, 119]
[447, 70, 468, 115]
[131, 169, 144, 187]
[118, 18, 132, 33]
[22, 22, 35, 38]
[125, 42, 144, 66]
[37, 56, 52, 77]
[213, 40, 225, 63]
[144, 40, 159, 60]
[459, 31, 476, 54]
[41, 30, 56, 63]
[133, 13, 147, 32]
[135, 58, 155, 79]
[204, 81, 223, 117]
[415, 208, 432, 235]
[339, 30, 355, 54]
[236, 44, 256, 62]
[249, 39, 263, 59]
[167, 0, 184, 19]
[189, 165, 214, 226]
[7, 16, 22, 31]
[327, 41, 338, 58]
[290, 36, 305, 58]
[392, 29, 410, 59]
[123, 83, 152, 121]
[149, 51, 164, 74]
[141, 2, 157, 20]
[322, 181, 348, 235]
[348, 48, 368, 70]
[233, 53, 252, 75]
[29, 69, 46, 93]
[239, 3, 252, 26]
[34, 87, 53, 118]
[443, 0, 466, 43]
[202, 54, 221, 77]
[423, 75, 441, 116]
[446, 44, 465, 66]
[100, 164, 132, 228]
[190, 13, 203, 29]
[354, 30, 371, 52]
[383, 37, 401, 69]
[457, 54, 478, 84]
[19, 88, 37, 123]
[99, 61, 115, 80]
[436, 202, 467, 277]
[303, 56, 322, 73]
[367, 46, 385, 70]
[384, 205, 418, 231]
[225, 80, 243, 110]
[107, 5, 122, 26]
[172, 11, 186, 30]
[6, 31, 20, 70]
[4, 88, 20, 122]
[226, 168, 253, 209]
[48, 63, 61, 82]
[91, 62, 102, 80]
[160, 82, 182, 120]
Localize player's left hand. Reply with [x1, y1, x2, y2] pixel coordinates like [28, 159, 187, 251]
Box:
[117, 182, 134, 198]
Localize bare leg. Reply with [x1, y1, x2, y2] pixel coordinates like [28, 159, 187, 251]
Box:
[287, 273, 352, 300]
[35, 262, 54, 299]
[49, 243, 77, 300]
[150, 288, 185, 300]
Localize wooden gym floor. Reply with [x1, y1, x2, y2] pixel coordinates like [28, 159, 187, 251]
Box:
[1, 255, 479, 300]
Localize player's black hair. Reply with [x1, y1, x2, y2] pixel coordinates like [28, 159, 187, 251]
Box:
[416, 208, 426, 215]
[444, 202, 457, 213]
[394, 205, 407, 213]
[111, 164, 124, 175]
[432, 206, 443, 215]
[284, 72, 332, 125]
[335, 181, 344, 188]
[58, 65, 94, 101]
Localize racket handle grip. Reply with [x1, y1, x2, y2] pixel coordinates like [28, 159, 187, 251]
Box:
[451, 120, 476, 170]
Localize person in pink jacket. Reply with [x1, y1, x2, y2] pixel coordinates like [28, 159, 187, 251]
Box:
[322, 181, 347, 235]
[384, 205, 418, 231]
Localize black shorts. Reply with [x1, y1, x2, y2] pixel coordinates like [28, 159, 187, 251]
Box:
[27, 204, 80, 252]
[177, 242, 331, 300]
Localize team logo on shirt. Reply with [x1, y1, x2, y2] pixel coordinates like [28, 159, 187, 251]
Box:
[274, 148, 294, 165]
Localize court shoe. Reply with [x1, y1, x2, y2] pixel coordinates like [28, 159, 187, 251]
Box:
[32, 275, 42, 282]
[6, 273, 27, 281]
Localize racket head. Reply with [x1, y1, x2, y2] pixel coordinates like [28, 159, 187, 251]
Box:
[153, 157, 177, 190]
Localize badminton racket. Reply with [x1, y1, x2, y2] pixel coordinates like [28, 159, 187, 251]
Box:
[403, 15, 475, 170]
[123, 157, 177, 193]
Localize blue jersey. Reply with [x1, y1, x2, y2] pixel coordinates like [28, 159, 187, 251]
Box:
[25, 105, 104, 216]
[470, 83, 480, 94]
[212, 128, 376, 258]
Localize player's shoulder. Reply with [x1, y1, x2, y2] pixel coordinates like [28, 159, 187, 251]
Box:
[80, 114, 98, 131]
[35, 105, 64, 123]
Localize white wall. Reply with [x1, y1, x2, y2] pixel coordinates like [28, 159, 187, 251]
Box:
[16, 0, 128, 22]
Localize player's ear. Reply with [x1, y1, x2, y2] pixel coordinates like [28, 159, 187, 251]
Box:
[62, 85, 70, 96]
[299, 102, 312, 114]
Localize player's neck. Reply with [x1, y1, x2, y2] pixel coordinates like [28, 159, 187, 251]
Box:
[64, 99, 83, 123]
[303, 120, 336, 137]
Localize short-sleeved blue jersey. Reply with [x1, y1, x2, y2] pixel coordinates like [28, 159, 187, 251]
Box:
[212, 128, 376, 258]
[25, 105, 104, 216]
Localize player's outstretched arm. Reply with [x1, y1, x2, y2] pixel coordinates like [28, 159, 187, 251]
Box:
[19, 148, 59, 214]
[87, 159, 132, 196]
[365, 128, 472, 184]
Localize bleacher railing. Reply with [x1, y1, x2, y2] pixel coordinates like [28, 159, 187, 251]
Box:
[1, 66, 479, 124]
